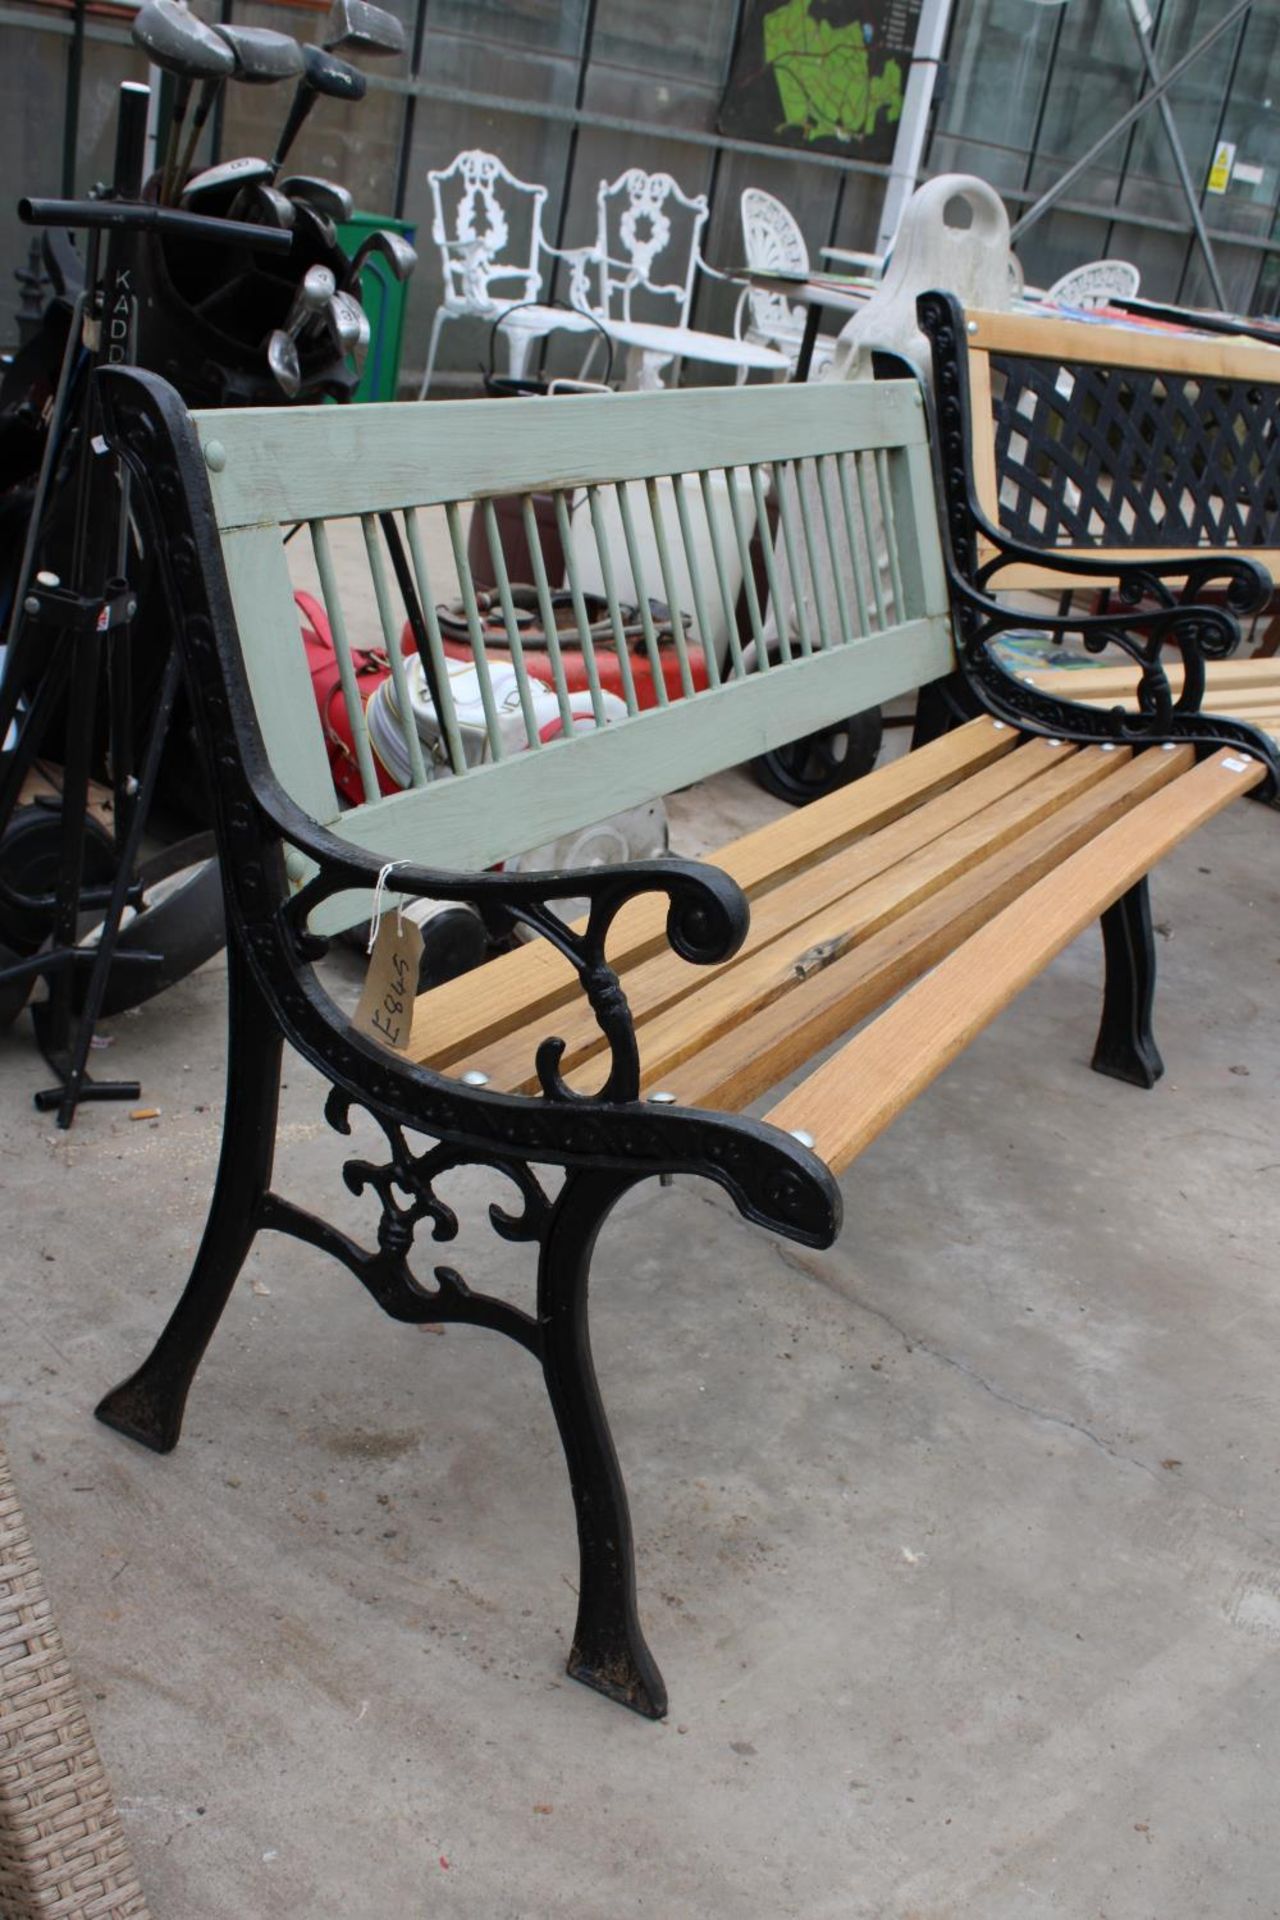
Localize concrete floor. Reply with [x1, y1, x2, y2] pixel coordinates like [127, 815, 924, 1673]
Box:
[1, 764, 1278, 1918]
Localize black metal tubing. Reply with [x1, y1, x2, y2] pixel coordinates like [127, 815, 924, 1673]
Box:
[19, 198, 293, 255]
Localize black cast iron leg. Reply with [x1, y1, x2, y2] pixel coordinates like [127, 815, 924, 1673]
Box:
[538, 1169, 667, 1720]
[95, 935, 283, 1452]
[1092, 877, 1165, 1089]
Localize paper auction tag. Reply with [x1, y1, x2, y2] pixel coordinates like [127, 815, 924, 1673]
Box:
[355, 912, 424, 1053]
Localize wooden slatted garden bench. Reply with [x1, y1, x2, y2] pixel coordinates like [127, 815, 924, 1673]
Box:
[92, 361, 1280, 1721]
[918, 294, 1280, 775]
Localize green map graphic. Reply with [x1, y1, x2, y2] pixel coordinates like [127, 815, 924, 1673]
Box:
[763, 0, 904, 144]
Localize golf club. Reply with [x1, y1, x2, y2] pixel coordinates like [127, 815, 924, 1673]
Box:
[332, 289, 370, 368]
[248, 184, 297, 230]
[130, 0, 235, 205]
[180, 154, 272, 210]
[321, 0, 406, 59]
[269, 44, 366, 181]
[173, 23, 303, 196]
[283, 263, 337, 342]
[267, 327, 301, 396]
[278, 174, 355, 224]
[343, 226, 417, 290]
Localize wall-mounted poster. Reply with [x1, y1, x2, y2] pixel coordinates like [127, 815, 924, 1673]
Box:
[719, 0, 922, 161]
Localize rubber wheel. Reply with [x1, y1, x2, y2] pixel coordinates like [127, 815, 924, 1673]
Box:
[69, 834, 225, 1016]
[751, 707, 884, 805]
[0, 803, 118, 953]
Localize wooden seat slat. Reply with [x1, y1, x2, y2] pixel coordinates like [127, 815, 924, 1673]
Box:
[408, 716, 1017, 1067]
[656, 742, 1195, 1113]
[455, 735, 1090, 1093]
[1020, 658, 1280, 702]
[765, 749, 1265, 1172]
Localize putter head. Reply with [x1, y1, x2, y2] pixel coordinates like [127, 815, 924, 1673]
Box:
[213, 23, 304, 82]
[321, 0, 405, 58]
[181, 154, 273, 205]
[268, 328, 302, 397]
[350, 228, 417, 283]
[300, 42, 368, 102]
[132, 0, 235, 77]
[278, 175, 355, 224]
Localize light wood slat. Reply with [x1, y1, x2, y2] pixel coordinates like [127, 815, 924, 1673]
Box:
[659, 745, 1194, 1113]
[967, 308, 1280, 379]
[1045, 683, 1280, 715]
[197, 380, 930, 530]
[472, 738, 1100, 1093]
[579, 748, 1127, 1100]
[1022, 658, 1280, 700]
[765, 748, 1266, 1171]
[408, 718, 1018, 1064]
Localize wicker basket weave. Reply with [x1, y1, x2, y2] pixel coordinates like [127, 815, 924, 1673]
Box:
[0, 1437, 150, 1919]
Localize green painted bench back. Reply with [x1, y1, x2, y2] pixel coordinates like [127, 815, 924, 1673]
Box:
[194, 379, 954, 934]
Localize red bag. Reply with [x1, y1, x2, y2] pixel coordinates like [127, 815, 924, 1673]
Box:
[297, 590, 410, 805]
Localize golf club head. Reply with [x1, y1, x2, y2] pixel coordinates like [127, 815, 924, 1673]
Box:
[348, 227, 417, 285]
[268, 327, 302, 397]
[321, 0, 406, 58]
[252, 184, 298, 229]
[290, 198, 339, 254]
[213, 23, 304, 82]
[279, 175, 355, 223]
[285, 263, 338, 336]
[181, 154, 273, 206]
[300, 42, 368, 102]
[324, 295, 362, 353]
[332, 290, 371, 367]
[132, 0, 235, 77]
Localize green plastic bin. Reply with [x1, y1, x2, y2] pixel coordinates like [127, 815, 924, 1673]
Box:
[335, 211, 417, 403]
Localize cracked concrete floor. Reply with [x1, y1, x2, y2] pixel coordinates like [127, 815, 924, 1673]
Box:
[1, 762, 1278, 1919]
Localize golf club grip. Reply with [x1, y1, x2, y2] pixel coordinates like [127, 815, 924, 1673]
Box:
[19, 199, 294, 255]
[270, 84, 315, 175]
[113, 83, 151, 203]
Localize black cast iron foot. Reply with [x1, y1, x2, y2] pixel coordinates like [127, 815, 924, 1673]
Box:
[567, 1632, 668, 1719]
[95, 1369, 188, 1453]
[1090, 1039, 1164, 1089]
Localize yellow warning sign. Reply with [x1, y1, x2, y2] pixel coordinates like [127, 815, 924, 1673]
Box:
[1207, 141, 1236, 194]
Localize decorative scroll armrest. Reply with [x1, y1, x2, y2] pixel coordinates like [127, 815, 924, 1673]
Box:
[279, 805, 748, 1103]
[945, 570, 1280, 799]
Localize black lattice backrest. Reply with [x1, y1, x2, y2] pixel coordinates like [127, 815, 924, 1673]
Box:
[961, 309, 1280, 586]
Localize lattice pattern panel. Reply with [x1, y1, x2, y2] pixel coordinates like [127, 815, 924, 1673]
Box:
[989, 353, 1280, 550]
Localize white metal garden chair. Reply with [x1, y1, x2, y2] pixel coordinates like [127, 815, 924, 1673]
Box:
[563, 167, 788, 389]
[735, 187, 839, 380]
[1045, 259, 1141, 309]
[416, 149, 599, 398]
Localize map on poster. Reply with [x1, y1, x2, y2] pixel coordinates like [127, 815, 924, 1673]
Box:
[719, 0, 922, 159]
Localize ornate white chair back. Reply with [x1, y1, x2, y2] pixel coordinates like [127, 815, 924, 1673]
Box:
[427, 149, 547, 316]
[740, 187, 810, 342]
[590, 169, 709, 325]
[1046, 260, 1141, 309]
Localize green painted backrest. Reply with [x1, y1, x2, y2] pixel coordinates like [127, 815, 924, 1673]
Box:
[194, 379, 953, 934]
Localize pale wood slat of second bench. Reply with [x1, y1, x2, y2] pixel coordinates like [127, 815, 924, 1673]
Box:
[765, 748, 1266, 1173]
[468, 735, 1085, 1093]
[408, 717, 1017, 1068]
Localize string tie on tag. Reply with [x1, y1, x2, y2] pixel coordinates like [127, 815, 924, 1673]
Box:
[367, 860, 406, 952]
